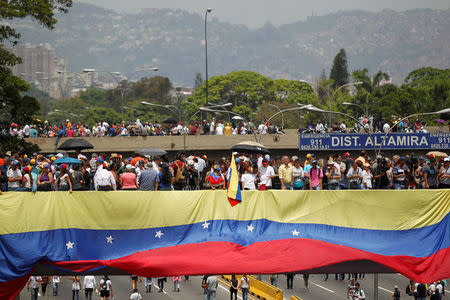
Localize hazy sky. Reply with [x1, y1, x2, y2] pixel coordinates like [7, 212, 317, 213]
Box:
[78, 0, 449, 28]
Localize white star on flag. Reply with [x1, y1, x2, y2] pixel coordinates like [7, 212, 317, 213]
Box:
[202, 221, 210, 229]
[106, 236, 114, 244]
[292, 229, 299, 236]
[247, 224, 254, 232]
[66, 241, 74, 249]
[155, 230, 164, 238]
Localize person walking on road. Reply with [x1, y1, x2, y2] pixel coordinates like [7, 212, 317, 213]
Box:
[40, 276, 49, 297]
[392, 285, 401, 300]
[157, 277, 166, 292]
[303, 274, 309, 291]
[206, 275, 218, 300]
[239, 275, 250, 300]
[230, 275, 238, 300]
[27, 276, 41, 300]
[145, 277, 153, 293]
[202, 275, 209, 300]
[353, 282, 366, 300]
[52, 276, 62, 296]
[347, 278, 356, 300]
[83, 275, 96, 300]
[130, 288, 143, 300]
[70, 276, 81, 300]
[98, 275, 113, 300]
[172, 275, 181, 292]
[286, 273, 294, 289]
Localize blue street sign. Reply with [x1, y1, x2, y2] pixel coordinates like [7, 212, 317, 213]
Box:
[299, 132, 450, 151]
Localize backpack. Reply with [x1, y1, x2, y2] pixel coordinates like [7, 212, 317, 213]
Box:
[174, 161, 185, 182]
[101, 279, 108, 291]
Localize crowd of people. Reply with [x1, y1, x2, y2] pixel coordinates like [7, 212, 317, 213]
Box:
[1, 148, 449, 193]
[26, 274, 447, 300]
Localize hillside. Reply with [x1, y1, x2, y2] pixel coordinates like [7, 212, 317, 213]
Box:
[9, 3, 450, 85]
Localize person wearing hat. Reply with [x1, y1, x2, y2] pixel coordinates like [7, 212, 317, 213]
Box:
[56, 164, 73, 192]
[120, 164, 138, 190]
[392, 158, 408, 190]
[347, 161, 362, 190]
[182, 160, 199, 190]
[37, 164, 54, 191]
[325, 159, 341, 190]
[258, 158, 275, 190]
[361, 163, 373, 190]
[7, 161, 22, 191]
[306, 159, 323, 190]
[94, 162, 117, 191]
[423, 157, 438, 189]
[206, 164, 225, 190]
[437, 157, 450, 188]
[17, 166, 33, 192]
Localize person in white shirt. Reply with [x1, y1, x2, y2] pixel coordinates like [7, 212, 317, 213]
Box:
[210, 119, 215, 135]
[7, 161, 22, 191]
[52, 276, 62, 296]
[241, 166, 256, 190]
[339, 122, 347, 132]
[216, 122, 224, 135]
[353, 282, 365, 299]
[315, 120, 325, 133]
[361, 163, 373, 189]
[258, 159, 275, 190]
[70, 276, 81, 300]
[94, 164, 117, 191]
[83, 275, 97, 300]
[347, 162, 362, 190]
[99, 275, 113, 300]
[27, 276, 42, 300]
[258, 123, 267, 135]
[383, 122, 390, 133]
[130, 288, 143, 300]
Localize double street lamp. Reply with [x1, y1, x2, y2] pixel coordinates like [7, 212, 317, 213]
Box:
[84, 68, 159, 120]
[204, 8, 213, 108]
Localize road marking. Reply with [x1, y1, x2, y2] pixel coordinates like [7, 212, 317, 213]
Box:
[153, 283, 167, 294]
[218, 283, 243, 300]
[310, 282, 335, 293]
[378, 286, 392, 293]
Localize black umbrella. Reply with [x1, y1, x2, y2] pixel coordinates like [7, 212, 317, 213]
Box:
[231, 141, 270, 154]
[137, 148, 167, 157]
[57, 138, 94, 151]
[163, 117, 178, 124]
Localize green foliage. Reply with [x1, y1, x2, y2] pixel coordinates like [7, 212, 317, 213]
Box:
[329, 48, 349, 88]
[0, 0, 72, 154]
[404, 67, 450, 88]
[273, 79, 317, 105]
[193, 72, 203, 91]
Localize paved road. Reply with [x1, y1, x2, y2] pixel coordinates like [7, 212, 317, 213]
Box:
[20, 274, 449, 300]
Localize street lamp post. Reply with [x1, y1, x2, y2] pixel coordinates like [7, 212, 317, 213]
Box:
[85, 68, 159, 120]
[342, 102, 368, 118]
[328, 82, 363, 128]
[306, 105, 378, 158]
[205, 8, 213, 109]
[376, 108, 450, 156]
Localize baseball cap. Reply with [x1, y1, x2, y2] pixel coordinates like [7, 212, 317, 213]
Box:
[344, 152, 350, 157]
[444, 157, 449, 162]
[262, 158, 268, 163]
[96, 157, 104, 163]
[327, 160, 334, 165]
[126, 164, 133, 170]
[312, 159, 317, 164]
[291, 156, 299, 162]
[187, 160, 194, 166]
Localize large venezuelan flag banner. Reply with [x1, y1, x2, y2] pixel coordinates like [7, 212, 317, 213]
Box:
[0, 190, 449, 299]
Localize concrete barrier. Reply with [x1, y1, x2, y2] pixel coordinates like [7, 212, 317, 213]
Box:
[221, 275, 283, 300]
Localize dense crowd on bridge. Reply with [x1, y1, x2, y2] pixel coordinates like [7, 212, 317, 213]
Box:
[1, 148, 449, 193]
[7, 114, 446, 139]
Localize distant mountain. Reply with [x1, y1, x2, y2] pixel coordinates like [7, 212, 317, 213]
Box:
[10, 3, 450, 85]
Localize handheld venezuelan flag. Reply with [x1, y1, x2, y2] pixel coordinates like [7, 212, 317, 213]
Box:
[227, 153, 242, 206]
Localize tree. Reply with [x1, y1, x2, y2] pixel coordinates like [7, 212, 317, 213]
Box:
[193, 72, 203, 91]
[0, 0, 72, 154]
[329, 48, 349, 88]
[273, 79, 318, 105]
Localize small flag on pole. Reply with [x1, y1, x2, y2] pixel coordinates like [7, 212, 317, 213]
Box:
[227, 154, 242, 207]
